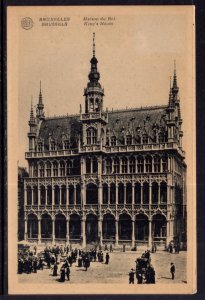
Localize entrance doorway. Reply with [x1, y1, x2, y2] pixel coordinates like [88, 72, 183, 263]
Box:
[86, 214, 98, 243]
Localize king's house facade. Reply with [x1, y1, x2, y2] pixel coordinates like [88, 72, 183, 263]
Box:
[23, 35, 187, 248]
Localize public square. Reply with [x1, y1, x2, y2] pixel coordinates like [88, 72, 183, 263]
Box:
[18, 249, 187, 284]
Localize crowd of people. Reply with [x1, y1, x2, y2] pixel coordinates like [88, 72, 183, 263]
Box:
[18, 242, 177, 284]
[18, 244, 110, 281]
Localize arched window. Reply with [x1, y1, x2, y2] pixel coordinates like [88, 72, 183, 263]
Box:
[46, 162, 51, 177]
[50, 141, 55, 151]
[154, 155, 161, 173]
[66, 160, 72, 175]
[106, 158, 112, 174]
[73, 158, 80, 175]
[33, 163, 38, 177]
[53, 161, 58, 177]
[93, 157, 98, 174]
[129, 157, 135, 173]
[90, 98, 94, 112]
[113, 158, 120, 174]
[64, 140, 70, 150]
[122, 157, 128, 174]
[145, 156, 152, 173]
[126, 135, 132, 145]
[137, 156, 144, 173]
[38, 142, 43, 152]
[103, 184, 108, 204]
[111, 136, 117, 146]
[39, 162, 44, 177]
[142, 134, 148, 144]
[160, 182, 167, 203]
[86, 158, 91, 174]
[60, 161, 65, 176]
[162, 156, 168, 172]
[87, 128, 97, 145]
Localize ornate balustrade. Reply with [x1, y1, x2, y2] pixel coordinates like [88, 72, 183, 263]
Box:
[25, 149, 79, 159]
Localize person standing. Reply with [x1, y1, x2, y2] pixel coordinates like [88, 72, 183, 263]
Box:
[129, 269, 135, 284]
[170, 262, 175, 280]
[66, 266, 70, 281]
[105, 252, 110, 264]
[60, 267, 66, 282]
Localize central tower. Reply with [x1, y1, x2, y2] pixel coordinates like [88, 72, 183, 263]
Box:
[80, 33, 108, 148]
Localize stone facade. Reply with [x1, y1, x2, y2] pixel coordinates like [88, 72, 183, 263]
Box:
[23, 35, 187, 248]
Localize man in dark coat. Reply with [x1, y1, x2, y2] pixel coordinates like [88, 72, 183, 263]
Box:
[60, 267, 66, 282]
[170, 262, 175, 280]
[129, 269, 135, 284]
[66, 266, 70, 281]
[53, 262, 58, 276]
[105, 252, 110, 264]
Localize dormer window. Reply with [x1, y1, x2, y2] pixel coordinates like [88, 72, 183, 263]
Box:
[126, 135, 132, 145]
[38, 142, 43, 152]
[142, 134, 148, 144]
[159, 132, 166, 143]
[50, 141, 55, 151]
[64, 140, 70, 150]
[87, 128, 97, 145]
[111, 136, 116, 146]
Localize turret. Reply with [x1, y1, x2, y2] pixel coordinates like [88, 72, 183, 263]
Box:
[28, 98, 37, 151]
[84, 33, 104, 114]
[36, 81, 45, 120]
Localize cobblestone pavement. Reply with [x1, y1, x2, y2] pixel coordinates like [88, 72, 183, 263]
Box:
[18, 251, 187, 284]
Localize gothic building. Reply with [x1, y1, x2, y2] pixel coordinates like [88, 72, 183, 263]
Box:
[23, 34, 187, 248]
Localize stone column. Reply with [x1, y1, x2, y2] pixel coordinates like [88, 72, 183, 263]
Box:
[74, 185, 76, 206]
[45, 187, 48, 206]
[52, 186, 55, 206]
[132, 219, 135, 248]
[66, 186, 69, 206]
[98, 184, 102, 208]
[149, 182, 152, 209]
[59, 186, 62, 205]
[24, 218, 28, 240]
[140, 183, 143, 205]
[97, 158, 101, 175]
[24, 187, 27, 206]
[148, 220, 152, 248]
[116, 184, 118, 206]
[38, 187, 40, 206]
[132, 183, 135, 208]
[31, 187, 34, 206]
[52, 218, 55, 244]
[66, 216, 70, 244]
[124, 184, 126, 206]
[115, 219, 119, 246]
[81, 217, 86, 248]
[158, 182, 161, 205]
[98, 217, 103, 246]
[108, 184, 110, 206]
[38, 218, 41, 243]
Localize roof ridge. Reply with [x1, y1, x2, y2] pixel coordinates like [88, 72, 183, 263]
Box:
[107, 105, 167, 113]
[46, 113, 80, 120]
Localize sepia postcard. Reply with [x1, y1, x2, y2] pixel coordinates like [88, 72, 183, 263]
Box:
[7, 5, 196, 294]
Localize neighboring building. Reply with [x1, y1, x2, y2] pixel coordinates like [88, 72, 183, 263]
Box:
[18, 166, 28, 241]
[23, 35, 187, 248]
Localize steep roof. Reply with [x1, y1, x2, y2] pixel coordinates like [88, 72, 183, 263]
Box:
[38, 105, 168, 149]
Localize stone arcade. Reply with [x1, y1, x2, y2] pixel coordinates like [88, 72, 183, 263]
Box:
[24, 34, 187, 248]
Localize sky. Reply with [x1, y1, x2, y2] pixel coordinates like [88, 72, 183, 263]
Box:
[11, 6, 194, 168]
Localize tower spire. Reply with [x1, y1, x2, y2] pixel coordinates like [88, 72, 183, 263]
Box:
[168, 76, 173, 106]
[39, 80, 43, 105]
[29, 96, 35, 123]
[93, 32, 95, 57]
[172, 60, 179, 95]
